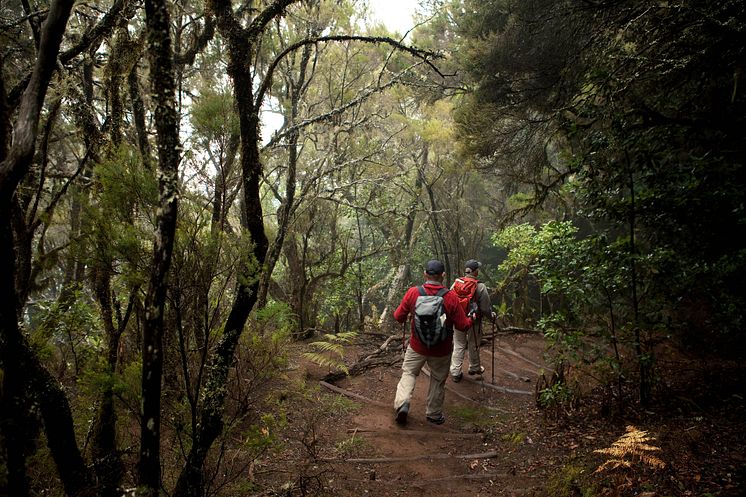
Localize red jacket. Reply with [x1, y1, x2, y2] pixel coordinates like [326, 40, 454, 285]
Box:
[394, 282, 473, 357]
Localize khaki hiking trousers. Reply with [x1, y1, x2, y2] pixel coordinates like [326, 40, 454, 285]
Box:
[394, 345, 450, 418]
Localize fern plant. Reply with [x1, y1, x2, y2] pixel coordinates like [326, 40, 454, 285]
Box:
[594, 425, 665, 472]
[303, 331, 358, 374]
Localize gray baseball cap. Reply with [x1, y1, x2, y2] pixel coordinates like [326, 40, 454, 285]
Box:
[465, 259, 482, 271]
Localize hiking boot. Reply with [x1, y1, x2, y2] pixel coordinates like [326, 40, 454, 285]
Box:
[426, 414, 446, 425]
[395, 402, 409, 425]
[451, 373, 462, 383]
[468, 365, 485, 376]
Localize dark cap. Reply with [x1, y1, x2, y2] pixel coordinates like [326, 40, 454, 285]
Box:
[424, 259, 445, 275]
[465, 259, 482, 272]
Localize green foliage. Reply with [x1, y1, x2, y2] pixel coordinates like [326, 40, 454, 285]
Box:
[545, 462, 595, 497]
[493, 219, 662, 403]
[85, 145, 156, 289]
[537, 381, 575, 411]
[118, 358, 143, 408]
[241, 413, 285, 454]
[459, 0, 746, 358]
[500, 432, 527, 446]
[319, 389, 361, 415]
[451, 405, 497, 434]
[303, 331, 358, 374]
[190, 88, 239, 145]
[335, 433, 371, 457]
[256, 300, 297, 337]
[29, 288, 102, 373]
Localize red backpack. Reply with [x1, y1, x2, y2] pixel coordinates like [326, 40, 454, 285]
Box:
[452, 277, 478, 317]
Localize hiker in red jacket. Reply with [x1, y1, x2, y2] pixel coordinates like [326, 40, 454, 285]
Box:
[449, 259, 496, 382]
[392, 259, 473, 425]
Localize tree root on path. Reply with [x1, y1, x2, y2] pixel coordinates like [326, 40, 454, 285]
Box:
[368, 472, 517, 484]
[346, 428, 483, 438]
[489, 341, 552, 372]
[420, 366, 531, 399]
[478, 349, 534, 382]
[457, 372, 534, 396]
[319, 380, 388, 408]
[322, 450, 498, 463]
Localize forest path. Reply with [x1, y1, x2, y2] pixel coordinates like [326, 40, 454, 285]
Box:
[314, 332, 554, 497]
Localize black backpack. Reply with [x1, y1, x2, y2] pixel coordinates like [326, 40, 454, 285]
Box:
[413, 286, 449, 347]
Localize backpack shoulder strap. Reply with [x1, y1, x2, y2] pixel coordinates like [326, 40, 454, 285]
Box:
[417, 286, 427, 296]
[436, 287, 449, 298]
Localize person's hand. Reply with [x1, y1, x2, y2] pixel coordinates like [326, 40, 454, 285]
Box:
[490, 311, 497, 322]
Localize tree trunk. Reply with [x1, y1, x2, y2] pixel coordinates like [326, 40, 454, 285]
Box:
[627, 157, 650, 406]
[91, 266, 125, 497]
[419, 145, 451, 281]
[137, 0, 180, 494]
[257, 41, 314, 309]
[172, 1, 282, 494]
[379, 172, 421, 332]
[128, 66, 152, 169]
[0, 1, 95, 495]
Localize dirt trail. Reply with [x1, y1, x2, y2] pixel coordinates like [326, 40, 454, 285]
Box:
[316, 333, 551, 497]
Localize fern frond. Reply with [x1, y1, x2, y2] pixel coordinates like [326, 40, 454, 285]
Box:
[308, 341, 344, 355]
[330, 331, 358, 343]
[303, 332, 357, 374]
[302, 352, 349, 374]
[594, 425, 666, 473]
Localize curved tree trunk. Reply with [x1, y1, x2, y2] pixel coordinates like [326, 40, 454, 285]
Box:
[172, 1, 285, 495]
[0, 1, 94, 495]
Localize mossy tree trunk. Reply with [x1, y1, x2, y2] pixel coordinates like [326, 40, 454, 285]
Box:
[0, 2, 96, 495]
[137, 0, 181, 495]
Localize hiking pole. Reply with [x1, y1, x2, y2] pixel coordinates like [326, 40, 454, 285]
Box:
[490, 320, 495, 384]
[477, 318, 486, 397]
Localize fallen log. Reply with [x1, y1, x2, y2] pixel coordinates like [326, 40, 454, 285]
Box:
[424, 365, 533, 396]
[321, 354, 401, 383]
[500, 326, 542, 334]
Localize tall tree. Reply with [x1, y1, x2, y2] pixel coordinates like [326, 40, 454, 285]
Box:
[137, 0, 181, 494]
[0, 2, 96, 495]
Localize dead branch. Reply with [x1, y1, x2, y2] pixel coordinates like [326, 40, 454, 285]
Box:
[361, 334, 398, 362]
[321, 353, 402, 383]
[502, 326, 542, 334]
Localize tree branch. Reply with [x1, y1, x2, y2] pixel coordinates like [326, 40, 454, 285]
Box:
[255, 34, 442, 113]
